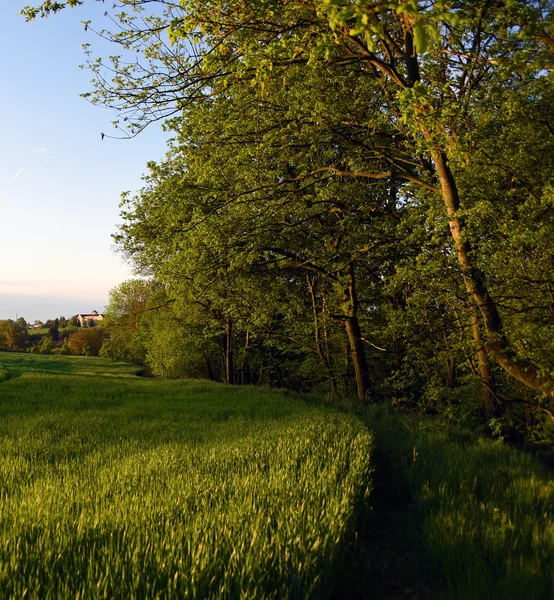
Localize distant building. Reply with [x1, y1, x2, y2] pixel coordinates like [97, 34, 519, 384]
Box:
[76, 311, 104, 327]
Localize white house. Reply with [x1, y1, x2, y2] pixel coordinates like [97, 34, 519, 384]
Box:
[76, 311, 104, 327]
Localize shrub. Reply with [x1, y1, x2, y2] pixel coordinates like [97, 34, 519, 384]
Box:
[67, 328, 105, 356]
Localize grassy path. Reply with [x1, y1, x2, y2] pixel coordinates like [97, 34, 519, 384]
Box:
[331, 439, 442, 600]
[363, 444, 441, 600]
[361, 406, 554, 600]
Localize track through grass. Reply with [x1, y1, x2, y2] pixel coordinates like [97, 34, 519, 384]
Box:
[365, 405, 554, 600]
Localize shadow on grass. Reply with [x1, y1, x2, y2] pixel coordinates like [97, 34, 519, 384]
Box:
[355, 404, 554, 600]
[329, 431, 442, 599]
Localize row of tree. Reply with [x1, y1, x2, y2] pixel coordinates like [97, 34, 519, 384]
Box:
[27, 0, 554, 443]
[0, 319, 104, 355]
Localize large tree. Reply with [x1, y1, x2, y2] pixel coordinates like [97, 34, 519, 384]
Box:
[113, 64, 410, 399]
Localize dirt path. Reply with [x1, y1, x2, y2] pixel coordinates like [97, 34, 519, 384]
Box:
[331, 445, 443, 599]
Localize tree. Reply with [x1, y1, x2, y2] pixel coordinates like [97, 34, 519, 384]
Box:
[67, 328, 105, 355]
[48, 318, 60, 342]
[23, 0, 554, 403]
[39, 336, 55, 354]
[115, 71, 406, 399]
[101, 279, 153, 363]
[0, 320, 29, 351]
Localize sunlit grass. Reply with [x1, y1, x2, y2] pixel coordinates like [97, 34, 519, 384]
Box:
[0, 351, 141, 377]
[0, 353, 373, 599]
[366, 406, 554, 600]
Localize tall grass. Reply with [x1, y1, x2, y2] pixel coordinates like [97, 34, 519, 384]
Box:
[0, 353, 373, 599]
[366, 405, 554, 600]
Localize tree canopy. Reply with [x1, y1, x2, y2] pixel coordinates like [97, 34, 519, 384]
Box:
[22, 0, 554, 440]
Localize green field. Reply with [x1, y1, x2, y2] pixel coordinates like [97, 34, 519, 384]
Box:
[2, 352, 553, 599]
[27, 328, 50, 336]
[0, 353, 373, 599]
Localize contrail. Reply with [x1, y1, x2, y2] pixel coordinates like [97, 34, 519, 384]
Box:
[11, 169, 23, 181]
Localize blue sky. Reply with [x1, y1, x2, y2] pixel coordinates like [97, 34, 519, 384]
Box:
[0, 3, 169, 321]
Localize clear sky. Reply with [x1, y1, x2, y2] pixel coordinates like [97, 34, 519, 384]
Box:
[0, 3, 169, 322]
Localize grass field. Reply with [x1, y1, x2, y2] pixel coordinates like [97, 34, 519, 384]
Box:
[27, 328, 50, 336]
[366, 406, 554, 600]
[3, 352, 551, 599]
[0, 353, 373, 599]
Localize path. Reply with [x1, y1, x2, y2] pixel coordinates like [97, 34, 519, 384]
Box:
[331, 444, 444, 599]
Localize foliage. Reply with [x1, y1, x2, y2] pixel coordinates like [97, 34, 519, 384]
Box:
[67, 327, 105, 356]
[38, 336, 55, 354]
[142, 311, 215, 379]
[0, 320, 29, 352]
[20, 0, 554, 435]
[100, 279, 152, 364]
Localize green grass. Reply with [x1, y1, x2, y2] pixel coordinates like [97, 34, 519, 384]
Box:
[365, 405, 554, 600]
[27, 327, 49, 335]
[0, 352, 142, 377]
[0, 353, 373, 599]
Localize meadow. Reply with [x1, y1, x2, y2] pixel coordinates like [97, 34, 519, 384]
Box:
[2, 352, 554, 599]
[0, 353, 373, 599]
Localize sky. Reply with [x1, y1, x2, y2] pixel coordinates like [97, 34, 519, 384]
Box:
[0, 2, 169, 322]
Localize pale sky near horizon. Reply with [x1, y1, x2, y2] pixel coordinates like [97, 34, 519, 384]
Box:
[1, 3, 169, 321]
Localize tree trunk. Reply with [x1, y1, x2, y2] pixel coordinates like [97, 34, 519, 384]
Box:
[469, 306, 496, 417]
[224, 315, 234, 385]
[321, 292, 338, 397]
[307, 274, 338, 396]
[205, 356, 216, 381]
[342, 337, 351, 395]
[344, 262, 371, 402]
[240, 330, 251, 385]
[432, 150, 554, 396]
[345, 316, 371, 402]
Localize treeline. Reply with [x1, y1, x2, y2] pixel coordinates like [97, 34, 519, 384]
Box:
[0, 319, 105, 356]
[26, 1, 554, 444]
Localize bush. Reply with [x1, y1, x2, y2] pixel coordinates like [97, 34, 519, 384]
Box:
[39, 337, 55, 355]
[59, 339, 72, 355]
[67, 329, 105, 356]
